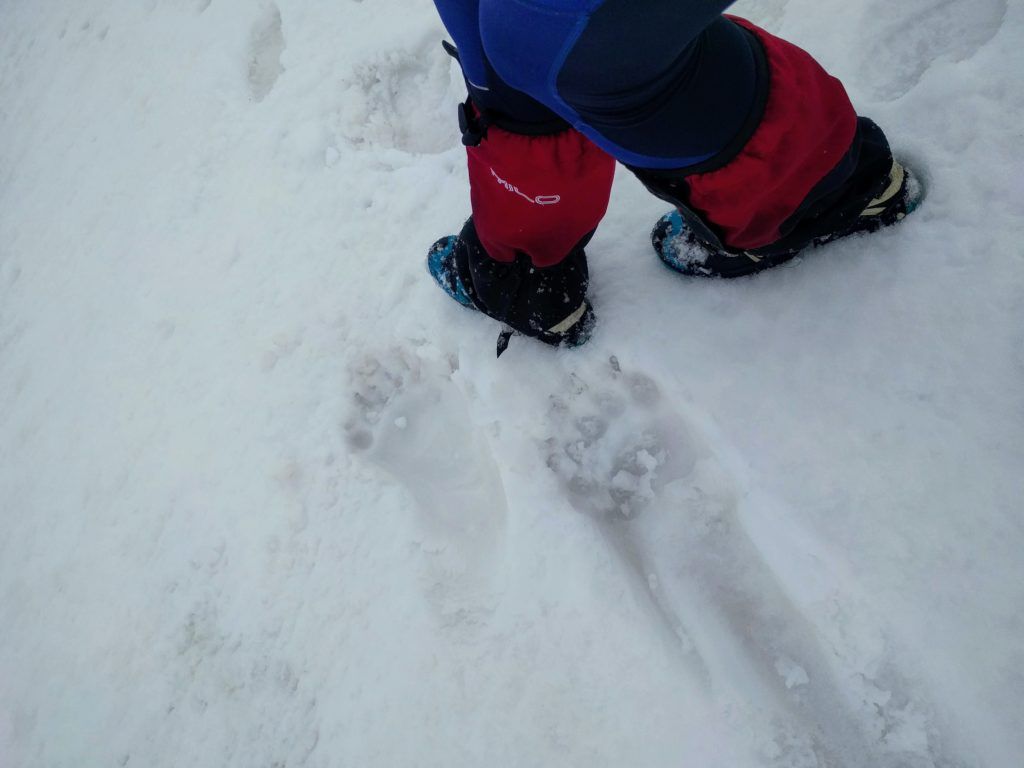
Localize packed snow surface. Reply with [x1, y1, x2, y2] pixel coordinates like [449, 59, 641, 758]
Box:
[2, 1, 1022, 766]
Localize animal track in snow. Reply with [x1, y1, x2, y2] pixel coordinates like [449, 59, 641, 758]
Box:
[248, 3, 285, 102]
[543, 356, 960, 768]
[544, 360, 697, 520]
[344, 345, 507, 536]
[856, 0, 1006, 100]
[335, 39, 458, 154]
[345, 346, 507, 629]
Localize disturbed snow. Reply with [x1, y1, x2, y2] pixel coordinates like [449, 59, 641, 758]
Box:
[1, 0, 1022, 766]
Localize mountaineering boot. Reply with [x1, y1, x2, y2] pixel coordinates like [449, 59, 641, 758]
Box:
[652, 160, 924, 278]
[427, 219, 596, 353]
[427, 234, 475, 308]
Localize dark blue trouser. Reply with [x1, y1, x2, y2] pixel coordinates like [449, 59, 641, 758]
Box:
[432, 0, 760, 170]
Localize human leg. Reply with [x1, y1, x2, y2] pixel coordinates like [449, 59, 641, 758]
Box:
[477, 1, 919, 277]
[429, 0, 616, 348]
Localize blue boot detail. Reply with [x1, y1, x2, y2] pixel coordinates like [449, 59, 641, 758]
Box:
[650, 209, 696, 273]
[427, 235, 475, 308]
[650, 209, 727, 276]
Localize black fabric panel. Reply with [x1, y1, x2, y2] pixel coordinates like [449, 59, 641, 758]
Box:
[456, 219, 593, 341]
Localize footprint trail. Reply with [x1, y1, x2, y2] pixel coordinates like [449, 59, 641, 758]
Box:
[542, 356, 964, 768]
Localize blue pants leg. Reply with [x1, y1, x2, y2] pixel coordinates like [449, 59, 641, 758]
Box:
[433, 0, 757, 169]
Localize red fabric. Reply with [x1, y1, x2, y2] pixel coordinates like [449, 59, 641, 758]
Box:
[467, 122, 615, 268]
[685, 18, 858, 251]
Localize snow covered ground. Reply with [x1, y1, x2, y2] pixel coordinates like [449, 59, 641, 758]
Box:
[1, 0, 1022, 765]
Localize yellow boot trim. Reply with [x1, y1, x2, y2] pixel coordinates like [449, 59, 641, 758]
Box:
[861, 160, 905, 217]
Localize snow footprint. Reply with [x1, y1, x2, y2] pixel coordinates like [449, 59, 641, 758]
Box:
[543, 357, 955, 768]
[335, 38, 459, 154]
[856, 0, 1006, 100]
[345, 346, 508, 628]
[544, 356, 700, 521]
[248, 2, 285, 103]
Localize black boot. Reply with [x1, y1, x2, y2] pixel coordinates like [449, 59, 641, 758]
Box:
[651, 159, 922, 278]
[427, 219, 596, 350]
[646, 118, 924, 278]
